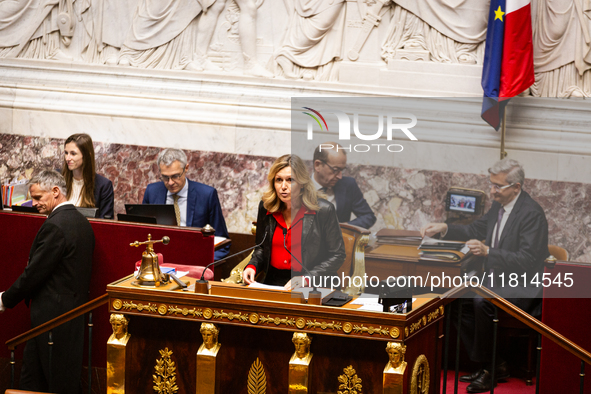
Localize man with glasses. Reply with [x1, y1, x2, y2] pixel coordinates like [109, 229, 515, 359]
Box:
[421, 158, 548, 393]
[312, 143, 376, 229]
[142, 148, 229, 259]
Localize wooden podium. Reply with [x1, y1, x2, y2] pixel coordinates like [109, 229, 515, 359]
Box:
[106, 277, 448, 393]
[365, 244, 481, 285]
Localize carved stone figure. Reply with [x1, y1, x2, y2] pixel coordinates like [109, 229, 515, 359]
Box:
[108, 313, 130, 345]
[78, 0, 139, 65]
[381, 0, 488, 65]
[198, 322, 221, 355]
[273, 0, 346, 81]
[385, 342, 406, 373]
[118, 0, 270, 75]
[291, 332, 312, 363]
[531, 0, 591, 97]
[0, 0, 76, 60]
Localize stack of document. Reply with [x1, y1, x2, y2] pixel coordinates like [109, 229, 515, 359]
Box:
[418, 237, 470, 262]
[2, 180, 29, 206]
[376, 229, 422, 246]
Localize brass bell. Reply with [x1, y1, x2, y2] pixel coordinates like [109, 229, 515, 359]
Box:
[131, 234, 170, 287]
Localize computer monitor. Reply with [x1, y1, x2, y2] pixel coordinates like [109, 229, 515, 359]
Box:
[124, 204, 177, 226]
[76, 207, 98, 218]
[11, 205, 39, 213]
[117, 213, 158, 225]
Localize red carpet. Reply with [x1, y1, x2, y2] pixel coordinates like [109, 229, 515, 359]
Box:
[441, 370, 536, 393]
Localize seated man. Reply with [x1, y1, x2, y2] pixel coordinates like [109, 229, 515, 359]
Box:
[143, 148, 230, 260]
[421, 158, 548, 393]
[312, 143, 376, 229]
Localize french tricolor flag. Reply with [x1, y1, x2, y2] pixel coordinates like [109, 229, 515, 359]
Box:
[481, 0, 534, 130]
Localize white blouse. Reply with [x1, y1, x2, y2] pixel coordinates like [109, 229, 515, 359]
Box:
[68, 178, 84, 207]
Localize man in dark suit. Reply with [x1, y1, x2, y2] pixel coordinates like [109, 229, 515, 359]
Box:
[0, 170, 95, 394]
[142, 148, 230, 260]
[421, 158, 549, 393]
[312, 143, 376, 229]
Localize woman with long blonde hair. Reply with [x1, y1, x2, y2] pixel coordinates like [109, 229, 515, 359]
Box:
[243, 154, 345, 289]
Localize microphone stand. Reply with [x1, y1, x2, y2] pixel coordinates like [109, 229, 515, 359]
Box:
[282, 227, 323, 305]
[194, 232, 267, 294]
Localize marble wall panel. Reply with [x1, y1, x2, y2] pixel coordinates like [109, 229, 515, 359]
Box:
[1, 134, 589, 262]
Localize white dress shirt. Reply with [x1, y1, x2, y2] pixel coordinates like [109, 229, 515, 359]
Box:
[491, 190, 521, 246]
[166, 180, 189, 226]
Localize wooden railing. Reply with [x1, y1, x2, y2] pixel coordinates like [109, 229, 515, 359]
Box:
[5, 293, 109, 350]
[5, 293, 109, 392]
[439, 285, 591, 366]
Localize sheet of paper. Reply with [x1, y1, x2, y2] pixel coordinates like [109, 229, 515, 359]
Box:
[247, 282, 285, 290]
[214, 236, 227, 246]
[358, 303, 385, 312]
[350, 294, 379, 305]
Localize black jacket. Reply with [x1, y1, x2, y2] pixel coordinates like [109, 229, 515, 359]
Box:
[446, 190, 549, 301]
[334, 176, 376, 229]
[249, 199, 346, 283]
[1, 203, 95, 392]
[94, 173, 114, 219]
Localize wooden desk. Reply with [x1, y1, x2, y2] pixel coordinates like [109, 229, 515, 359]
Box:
[0, 210, 218, 364]
[107, 278, 448, 393]
[365, 244, 481, 286]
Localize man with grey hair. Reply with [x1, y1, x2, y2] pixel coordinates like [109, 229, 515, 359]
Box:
[142, 148, 229, 259]
[0, 170, 95, 393]
[421, 158, 548, 393]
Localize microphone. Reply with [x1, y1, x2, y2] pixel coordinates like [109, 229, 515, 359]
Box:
[281, 222, 323, 305]
[194, 231, 268, 293]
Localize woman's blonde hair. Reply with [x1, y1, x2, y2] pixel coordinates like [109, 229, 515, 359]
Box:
[262, 154, 320, 213]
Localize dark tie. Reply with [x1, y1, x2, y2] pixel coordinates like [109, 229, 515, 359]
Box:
[492, 206, 505, 248]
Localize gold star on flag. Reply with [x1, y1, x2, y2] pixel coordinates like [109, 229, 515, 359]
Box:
[494, 5, 505, 21]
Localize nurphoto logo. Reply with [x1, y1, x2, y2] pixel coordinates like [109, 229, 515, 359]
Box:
[302, 107, 418, 153]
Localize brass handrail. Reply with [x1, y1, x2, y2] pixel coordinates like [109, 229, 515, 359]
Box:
[440, 285, 591, 366]
[5, 293, 109, 350]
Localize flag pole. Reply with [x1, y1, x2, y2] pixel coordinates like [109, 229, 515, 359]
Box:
[500, 109, 507, 159]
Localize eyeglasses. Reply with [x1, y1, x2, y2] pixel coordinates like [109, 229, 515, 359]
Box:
[321, 160, 346, 175]
[160, 168, 185, 183]
[490, 182, 515, 192]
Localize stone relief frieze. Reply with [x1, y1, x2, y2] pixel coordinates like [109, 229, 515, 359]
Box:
[1, 0, 590, 96]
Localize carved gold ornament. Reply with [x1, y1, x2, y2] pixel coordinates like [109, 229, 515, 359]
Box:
[343, 322, 353, 334]
[410, 355, 430, 394]
[338, 365, 362, 394]
[123, 301, 158, 313]
[306, 320, 342, 331]
[296, 318, 306, 329]
[247, 357, 267, 394]
[168, 306, 202, 317]
[112, 299, 122, 310]
[212, 310, 249, 322]
[258, 315, 295, 326]
[249, 313, 259, 324]
[153, 348, 179, 394]
[352, 324, 390, 337]
[158, 304, 167, 315]
[203, 308, 213, 319]
[389, 327, 400, 339]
